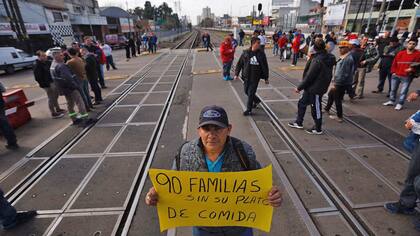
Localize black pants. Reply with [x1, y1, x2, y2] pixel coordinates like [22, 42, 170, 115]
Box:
[378, 67, 392, 94]
[137, 45, 141, 55]
[88, 78, 102, 102]
[296, 91, 322, 131]
[325, 85, 352, 118]
[0, 97, 17, 146]
[131, 46, 136, 56]
[399, 143, 420, 208]
[244, 80, 260, 112]
[125, 47, 130, 59]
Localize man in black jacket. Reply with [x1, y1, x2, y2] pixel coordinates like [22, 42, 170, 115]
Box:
[81, 47, 103, 104]
[288, 38, 336, 134]
[234, 37, 269, 116]
[33, 50, 64, 119]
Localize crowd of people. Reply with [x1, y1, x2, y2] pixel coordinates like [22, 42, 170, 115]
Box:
[125, 32, 158, 61]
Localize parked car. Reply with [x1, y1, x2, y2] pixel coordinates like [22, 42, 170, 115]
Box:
[105, 34, 128, 49]
[0, 47, 37, 74]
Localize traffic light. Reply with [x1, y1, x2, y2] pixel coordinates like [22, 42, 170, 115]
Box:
[320, 0, 324, 7]
[258, 3, 262, 12]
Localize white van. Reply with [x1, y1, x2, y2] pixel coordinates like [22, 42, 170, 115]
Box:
[0, 47, 37, 74]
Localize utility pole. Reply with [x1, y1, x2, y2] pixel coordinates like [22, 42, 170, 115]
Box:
[391, 0, 405, 36]
[365, 0, 376, 35]
[375, 0, 386, 34]
[352, 0, 364, 32]
[381, 0, 392, 32]
[360, 0, 369, 34]
[8, 0, 31, 52]
[2, 0, 18, 39]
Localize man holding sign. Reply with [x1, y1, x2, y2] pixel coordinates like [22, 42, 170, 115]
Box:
[145, 105, 282, 236]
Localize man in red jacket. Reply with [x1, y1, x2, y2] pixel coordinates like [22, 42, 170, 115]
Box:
[278, 33, 288, 61]
[291, 32, 301, 66]
[220, 36, 235, 81]
[383, 38, 420, 111]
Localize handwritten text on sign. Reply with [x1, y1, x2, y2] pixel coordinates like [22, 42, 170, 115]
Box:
[148, 165, 273, 232]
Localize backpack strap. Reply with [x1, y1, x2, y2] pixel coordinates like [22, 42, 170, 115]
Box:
[231, 137, 251, 171]
[175, 141, 189, 171]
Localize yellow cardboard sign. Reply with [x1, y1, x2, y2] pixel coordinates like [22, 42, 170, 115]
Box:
[149, 165, 273, 232]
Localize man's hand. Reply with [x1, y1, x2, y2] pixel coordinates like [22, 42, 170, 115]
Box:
[145, 187, 158, 206]
[360, 60, 366, 66]
[405, 120, 414, 130]
[294, 88, 300, 94]
[407, 92, 419, 102]
[267, 186, 282, 207]
[234, 75, 240, 80]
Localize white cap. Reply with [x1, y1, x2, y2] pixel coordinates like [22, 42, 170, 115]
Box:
[349, 39, 360, 46]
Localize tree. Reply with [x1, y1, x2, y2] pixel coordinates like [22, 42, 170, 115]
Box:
[200, 18, 214, 27]
[129, 1, 182, 30]
[143, 1, 155, 20]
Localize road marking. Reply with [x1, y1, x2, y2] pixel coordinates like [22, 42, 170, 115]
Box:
[192, 69, 222, 75]
[105, 75, 128, 80]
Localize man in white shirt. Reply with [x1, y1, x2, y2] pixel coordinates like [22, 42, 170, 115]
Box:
[100, 42, 117, 71]
[258, 30, 267, 52]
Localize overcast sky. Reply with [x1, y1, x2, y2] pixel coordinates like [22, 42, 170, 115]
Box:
[98, 0, 273, 25]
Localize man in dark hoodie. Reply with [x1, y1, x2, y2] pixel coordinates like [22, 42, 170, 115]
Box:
[33, 50, 65, 119]
[373, 37, 404, 95]
[288, 38, 336, 134]
[234, 37, 269, 116]
[80, 47, 103, 105]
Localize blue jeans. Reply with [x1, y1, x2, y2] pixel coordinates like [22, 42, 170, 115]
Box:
[292, 52, 298, 65]
[80, 80, 92, 108]
[223, 61, 233, 77]
[0, 97, 17, 146]
[98, 65, 105, 87]
[272, 44, 279, 55]
[0, 189, 17, 229]
[193, 227, 253, 236]
[390, 75, 413, 105]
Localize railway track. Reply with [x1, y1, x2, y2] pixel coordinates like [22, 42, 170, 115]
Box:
[207, 30, 412, 235]
[1, 30, 199, 235]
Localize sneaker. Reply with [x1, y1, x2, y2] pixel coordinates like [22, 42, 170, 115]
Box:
[383, 101, 394, 106]
[287, 122, 303, 129]
[3, 210, 37, 230]
[395, 104, 403, 111]
[329, 115, 343, 123]
[52, 112, 64, 119]
[384, 202, 417, 215]
[227, 76, 233, 81]
[223, 76, 228, 81]
[5, 143, 19, 150]
[290, 64, 296, 67]
[243, 110, 252, 116]
[56, 109, 66, 113]
[305, 128, 323, 135]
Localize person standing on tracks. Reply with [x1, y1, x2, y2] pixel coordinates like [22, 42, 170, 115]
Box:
[372, 37, 403, 96]
[50, 51, 88, 125]
[383, 37, 420, 111]
[202, 32, 213, 52]
[385, 116, 420, 232]
[0, 188, 37, 230]
[67, 48, 93, 111]
[288, 38, 336, 134]
[84, 36, 107, 89]
[324, 41, 355, 123]
[234, 36, 269, 116]
[145, 105, 283, 236]
[33, 50, 65, 119]
[0, 82, 19, 150]
[100, 42, 117, 71]
[80, 47, 103, 105]
[220, 36, 235, 81]
[238, 29, 245, 46]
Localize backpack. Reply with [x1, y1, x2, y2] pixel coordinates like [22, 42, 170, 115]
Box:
[174, 137, 251, 171]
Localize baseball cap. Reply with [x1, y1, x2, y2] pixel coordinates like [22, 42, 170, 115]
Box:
[349, 39, 360, 46]
[338, 40, 350, 48]
[198, 105, 229, 128]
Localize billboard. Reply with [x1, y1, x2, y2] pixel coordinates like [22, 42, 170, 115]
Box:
[120, 18, 134, 33]
[324, 3, 347, 26]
